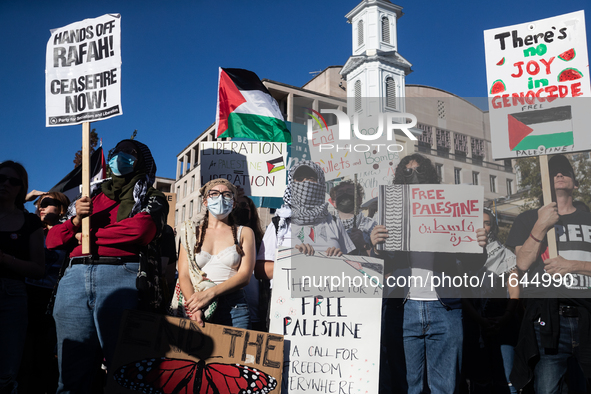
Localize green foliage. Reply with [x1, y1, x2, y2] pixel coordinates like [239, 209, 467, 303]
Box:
[73, 129, 99, 167]
[515, 152, 591, 212]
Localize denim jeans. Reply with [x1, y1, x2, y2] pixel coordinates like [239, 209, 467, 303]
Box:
[383, 299, 462, 394]
[500, 344, 518, 394]
[0, 278, 27, 394]
[210, 289, 250, 329]
[53, 262, 139, 394]
[533, 314, 584, 394]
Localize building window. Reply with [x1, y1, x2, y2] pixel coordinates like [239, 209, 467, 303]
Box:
[357, 20, 364, 46]
[191, 175, 195, 192]
[181, 205, 186, 222]
[506, 179, 513, 196]
[189, 200, 193, 218]
[381, 16, 390, 43]
[183, 181, 187, 197]
[436, 164, 443, 182]
[176, 186, 180, 199]
[490, 175, 497, 193]
[454, 168, 462, 184]
[472, 171, 479, 185]
[436, 128, 450, 158]
[417, 123, 432, 153]
[437, 100, 446, 119]
[175, 209, 178, 225]
[355, 80, 362, 112]
[471, 137, 485, 158]
[385, 77, 397, 109]
[197, 197, 202, 212]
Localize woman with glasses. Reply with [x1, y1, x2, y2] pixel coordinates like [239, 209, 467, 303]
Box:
[177, 178, 256, 329]
[0, 161, 45, 394]
[46, 139, 168, 393]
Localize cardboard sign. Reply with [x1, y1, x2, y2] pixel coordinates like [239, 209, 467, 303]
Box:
[46, 14, 122, 126]
[200, 141, 288, 197]
[107, 310, 284, 394]
[484, 11, 591, 159]
[377, 184, 484, 253]
[269, 249, 383, 394]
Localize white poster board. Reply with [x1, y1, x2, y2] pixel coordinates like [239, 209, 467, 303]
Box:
[46, 14, 122, 126]
[484, 11, 591, 159]
[269, 249, 383, 394]
[378, 184, 484, 253]
[200, 141, 288, 197]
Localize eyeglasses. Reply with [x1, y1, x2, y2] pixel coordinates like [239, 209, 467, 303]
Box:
[208, 190, 234, 200]
[39, 197, 59, 209]
[402, 167, 422, 176]
[0, 174, 22, 187]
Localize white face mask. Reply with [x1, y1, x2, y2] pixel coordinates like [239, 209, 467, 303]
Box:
[207, 195, 233, 220]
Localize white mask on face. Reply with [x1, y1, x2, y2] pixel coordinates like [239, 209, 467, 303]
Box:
[206, 195, 233, 219]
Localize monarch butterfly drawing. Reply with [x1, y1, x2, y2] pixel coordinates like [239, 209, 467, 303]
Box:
[114, 357, 277, 394]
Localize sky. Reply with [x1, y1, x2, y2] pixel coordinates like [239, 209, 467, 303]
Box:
[0, 0, 589, 211]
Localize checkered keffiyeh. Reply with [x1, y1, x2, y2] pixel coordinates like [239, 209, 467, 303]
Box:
[288, 160, 329, 225]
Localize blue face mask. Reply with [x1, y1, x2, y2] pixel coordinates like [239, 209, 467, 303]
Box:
[207, 195, 234, 220]
[109, 152, 136, 176]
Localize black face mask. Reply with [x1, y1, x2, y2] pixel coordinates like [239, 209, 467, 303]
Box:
[336, 195, 355, 213]
[232, 208, 250, 226]
[403, 170, 430, 184]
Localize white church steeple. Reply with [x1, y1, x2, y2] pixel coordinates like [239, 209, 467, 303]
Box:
[341, 0, 412, 113]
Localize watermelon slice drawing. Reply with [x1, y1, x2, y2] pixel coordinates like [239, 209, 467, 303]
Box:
[490, 79, 506, 95]
[558, 48, 576, 61]
[558, 68, 583, 82]
[496, 57, 505, 66]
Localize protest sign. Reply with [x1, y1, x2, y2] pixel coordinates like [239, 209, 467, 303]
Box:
[46, 14, 122, 127]
[200, 141, 288, 197]
[377, 184, 484, 253]
[107, 310, 283, 394]
[269, 249, 383, 394]
[484, 11, 591, 159]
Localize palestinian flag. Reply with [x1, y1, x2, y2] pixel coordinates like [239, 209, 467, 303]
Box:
[508, 106, 574, 151]
[215, 68, 291, 144]
[49, 146, 107, 201]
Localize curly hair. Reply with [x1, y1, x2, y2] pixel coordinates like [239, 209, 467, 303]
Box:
[329, 180, 364, 206]
[393, 154, 440, 185]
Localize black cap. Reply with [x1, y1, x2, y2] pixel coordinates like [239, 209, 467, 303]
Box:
[548, 154, 578, 187]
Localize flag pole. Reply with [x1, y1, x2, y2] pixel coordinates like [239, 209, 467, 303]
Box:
[81, 122, 91, 254]
[539, 155, 557, 258]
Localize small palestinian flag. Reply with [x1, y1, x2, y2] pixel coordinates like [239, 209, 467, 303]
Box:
[266, 157, 285, 174]
[215, 68, 291, 144]
[508, 106, 573, 151]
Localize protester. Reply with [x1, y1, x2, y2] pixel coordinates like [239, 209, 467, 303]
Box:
[47, 140, 168, 393]
[0, 161, 45, 394]
[255, 160, 354, 280]
[174, 179, 256, 329]
[329, 179, 376, 255]
[371, 153, 488, 393]
[506, 154, 591, 393]
[462, 207, 520, 394]
[18, 191, 70, 394]
[232, 192, 269, 331]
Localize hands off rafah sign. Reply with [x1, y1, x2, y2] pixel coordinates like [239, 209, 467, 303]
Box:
[46, 14, 122, 127]
[484, 11, 591, 159]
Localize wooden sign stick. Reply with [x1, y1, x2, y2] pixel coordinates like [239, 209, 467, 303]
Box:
[81, 122, 91, 254]
[539, 155, 558, 258]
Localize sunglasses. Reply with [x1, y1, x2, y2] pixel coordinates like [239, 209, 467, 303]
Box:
[39, 197, 60, 209]
[402, 167, 423, 176]
[0, 174, 22, 187]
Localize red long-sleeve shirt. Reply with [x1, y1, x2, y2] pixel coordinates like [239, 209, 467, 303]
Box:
[46, 193, 157, 257]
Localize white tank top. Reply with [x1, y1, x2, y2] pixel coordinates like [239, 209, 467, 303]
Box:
[194, 226, 243, 284]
